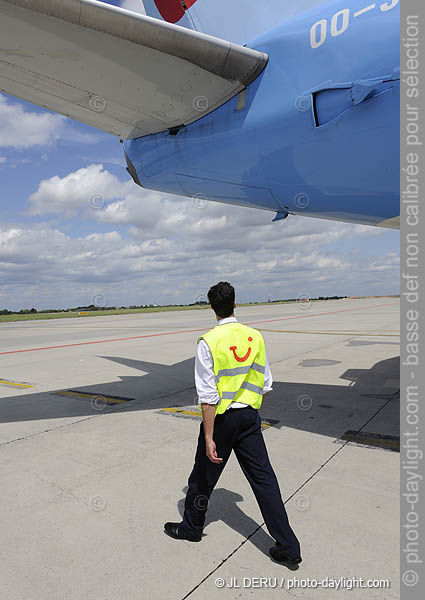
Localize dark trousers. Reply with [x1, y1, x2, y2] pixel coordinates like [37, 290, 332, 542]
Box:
[182, 405, 301, 557]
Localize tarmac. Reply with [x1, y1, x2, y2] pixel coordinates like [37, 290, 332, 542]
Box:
[0, 298, 400, 600]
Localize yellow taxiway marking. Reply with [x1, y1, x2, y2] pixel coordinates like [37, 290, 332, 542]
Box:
[56, 390, 128, 404]
[351, 436, 400, 450]
[258, 329, 400, 337]
[340, 430, 400, 451]
[0, 379, 34, 388]
[161, 407, 200, 417]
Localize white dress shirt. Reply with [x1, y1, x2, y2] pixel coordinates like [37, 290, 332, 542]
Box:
[195, 316, 273, 410]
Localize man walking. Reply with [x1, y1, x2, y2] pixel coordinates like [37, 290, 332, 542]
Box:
[164, 282, 302, 564]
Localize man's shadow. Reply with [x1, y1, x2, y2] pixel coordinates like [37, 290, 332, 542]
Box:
[176, 487, 300, 569]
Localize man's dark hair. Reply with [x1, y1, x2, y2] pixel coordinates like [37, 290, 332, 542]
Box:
[208, 282, 235, 318]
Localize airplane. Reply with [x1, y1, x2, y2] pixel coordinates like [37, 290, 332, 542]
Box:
[0, 0, 400, 228]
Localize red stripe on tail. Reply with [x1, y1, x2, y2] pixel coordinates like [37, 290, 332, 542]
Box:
[154, 0, 198, 23]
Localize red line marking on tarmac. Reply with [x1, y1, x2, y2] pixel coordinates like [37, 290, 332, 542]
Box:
[0, 302, 398, 356]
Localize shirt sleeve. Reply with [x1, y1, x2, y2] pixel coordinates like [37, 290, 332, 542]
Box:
[195, 339, 221, 405]
[263, 350, 273, 394]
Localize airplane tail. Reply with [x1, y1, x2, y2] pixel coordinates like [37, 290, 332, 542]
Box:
[142, 0, 325, 45]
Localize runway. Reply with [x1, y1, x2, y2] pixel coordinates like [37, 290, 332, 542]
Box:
[0, 298, 400, 599]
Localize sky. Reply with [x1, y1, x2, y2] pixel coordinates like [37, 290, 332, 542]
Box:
[0, 0, 400, 311]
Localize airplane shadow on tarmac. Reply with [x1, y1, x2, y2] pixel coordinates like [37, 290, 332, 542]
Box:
[0, 354, 400, 441]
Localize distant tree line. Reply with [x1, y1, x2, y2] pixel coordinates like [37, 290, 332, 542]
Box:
[0, 296, 354, 315]
[0, 304, 176, 314]
[262, 296, 348, 303]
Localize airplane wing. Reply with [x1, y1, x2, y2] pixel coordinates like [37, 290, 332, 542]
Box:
[0, 0, 268, 138]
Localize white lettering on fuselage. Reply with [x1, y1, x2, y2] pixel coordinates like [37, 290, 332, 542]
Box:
[310, 0, 399, 49]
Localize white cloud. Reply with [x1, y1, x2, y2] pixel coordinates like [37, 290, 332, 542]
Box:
[351, 224, 384, 237]
[0, 219, 400, 311]
[0, 94, 66, 148]
[1, 219, 399, 312]
[28, 164, 131, 217]
[0, 94, 104, 150]
[367, 253, 400, 272]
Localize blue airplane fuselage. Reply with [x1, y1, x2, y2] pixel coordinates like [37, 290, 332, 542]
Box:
[124, 0, 400, 227]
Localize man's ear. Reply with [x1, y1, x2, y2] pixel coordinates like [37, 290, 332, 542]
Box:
[233, 302, 236, 309]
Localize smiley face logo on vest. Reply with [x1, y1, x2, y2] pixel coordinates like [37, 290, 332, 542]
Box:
[229, 337, 253, 363]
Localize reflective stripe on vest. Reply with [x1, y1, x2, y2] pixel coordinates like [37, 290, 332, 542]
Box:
[198, 322, 266, 415]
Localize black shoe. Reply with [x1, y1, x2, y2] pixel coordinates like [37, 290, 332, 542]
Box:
[164, 522, 202, 542]
[269, 546, 302, 564]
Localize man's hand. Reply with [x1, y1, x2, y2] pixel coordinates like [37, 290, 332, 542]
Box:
[201, 403, 223, 464]
[205, 438, 223, 464]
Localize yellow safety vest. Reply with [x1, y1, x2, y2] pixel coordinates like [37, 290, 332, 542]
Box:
[198, 322, 266, 416]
